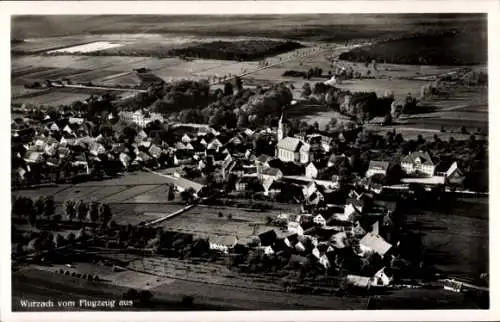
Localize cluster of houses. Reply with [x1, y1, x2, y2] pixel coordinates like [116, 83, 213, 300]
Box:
[11, 110, 221, 187]
[207, 187, 398, 289]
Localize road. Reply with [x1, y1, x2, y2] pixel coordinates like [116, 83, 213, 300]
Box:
[63, 84, 147, 93]
[209, 43, 362, 85]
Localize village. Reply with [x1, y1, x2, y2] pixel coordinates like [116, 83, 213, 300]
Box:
[11, 80, 488, 303]
[10, 13, 489, 311]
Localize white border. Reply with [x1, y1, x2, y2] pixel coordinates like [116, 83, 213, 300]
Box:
[1, 1, 499, 321]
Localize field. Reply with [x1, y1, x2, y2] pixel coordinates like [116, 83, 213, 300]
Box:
[47, 41, 124, 54]
[405, 198, 488, 278]
[160, 205, 286, 240]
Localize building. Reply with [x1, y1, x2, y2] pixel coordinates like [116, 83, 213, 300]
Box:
[276, 137, 302, 162]
[366, 160, 390, 178]
[119, 110, 164, 127]
[359, 233, 392, 257]
[401, 151, 436, 177]
[275, 114, 310, 163]
[305, 162, 319, 179]
[209, 235, 238, 254]
[434, 161, 465, 185]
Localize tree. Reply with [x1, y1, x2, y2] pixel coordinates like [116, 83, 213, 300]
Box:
[64, 200, 76, 221]
[223, 82, 234, 96]
[302, 83, 312, 97]
[54, 233, 65, 248]
[44, 196, 55, 218]
[34, 196, 45, 217]
[76, 200, 88, 222]
[180, 295, 194, 307]
[227, 213, 233, 221]
[167, 184, 176, 201]
[98, 203, 112, 224]
[180, 187, 196, 204]
[123, 288, 139, 301]
[87, 201, 100, 223]
[138, 290, 153, 306]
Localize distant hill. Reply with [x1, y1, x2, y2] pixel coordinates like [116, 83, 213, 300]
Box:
[12, 14, 486, 42]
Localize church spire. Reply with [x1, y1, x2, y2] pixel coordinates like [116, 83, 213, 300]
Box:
[277, 113, 284, 141]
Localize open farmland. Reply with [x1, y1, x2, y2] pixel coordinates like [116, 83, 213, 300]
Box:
[160, 205, 284, 240]
[405, 198, 488, 278]
[13, 91, 93, 106]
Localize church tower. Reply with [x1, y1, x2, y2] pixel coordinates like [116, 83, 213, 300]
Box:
[277, 113, 285, 141]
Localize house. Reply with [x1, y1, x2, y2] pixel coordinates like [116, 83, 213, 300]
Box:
[181, 134, 192, 144]
[443, 279, 464, 293]
[276, 137, 302, 163]
[148, 144, 163, 159]
[372, 267, 393, 286]
[366, 161, 390, 178]
[175, 142, 194, 151]
[260, 245, 275, 255]
[313, 212, 335, 227]
[319, 251, 336, 269]
[368, 116, 387, 126]
[330, 232, 348, 249]
[258, 229, 278, 247]
[206, 138, 223, 151]
[221, 156, 236, 179]
[401, 151, 436, 177]
[359, 233, 392, 257]
[209, 235, 238, 254]
[262, 177, 281, 196]
[258, 167, 283, 182]
[287, 222, 304, 236]
[434, 161, 465, 185]
[24, 151, 44, 164]
[299, 143, 311, 164]
[90, 143, 106, 156]
[305, 162, 319, 179]
[255, 154, 273, 168]
[347, 275, 372, 289]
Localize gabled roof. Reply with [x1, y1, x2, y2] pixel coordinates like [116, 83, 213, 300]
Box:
[368, 160, 390, 171]
[359, 233, 392, 256]
[24, 151, 44, 163]
[401, 151, 435, 166]
[261, 167, 282, 176]
[434, 160, 455, 173]
[276, 137, 302, 152]
[258, 229, 277, 246]
[256, 154, 272, 164]
[299, 142, 311, 152]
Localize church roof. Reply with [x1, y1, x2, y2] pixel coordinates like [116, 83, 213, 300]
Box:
[276, 137, 302, 152]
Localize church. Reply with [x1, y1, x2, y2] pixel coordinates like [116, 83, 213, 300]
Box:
[275, 114, 311, 164]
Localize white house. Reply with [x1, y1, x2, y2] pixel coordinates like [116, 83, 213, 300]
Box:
[313, 214, 328, 227]
[305, 162, 319, 179]
[299, 143, 311, 164]
[372, 267, 393, 286]
[287, 222, 304, 236]
[181, 134, 192, 143]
